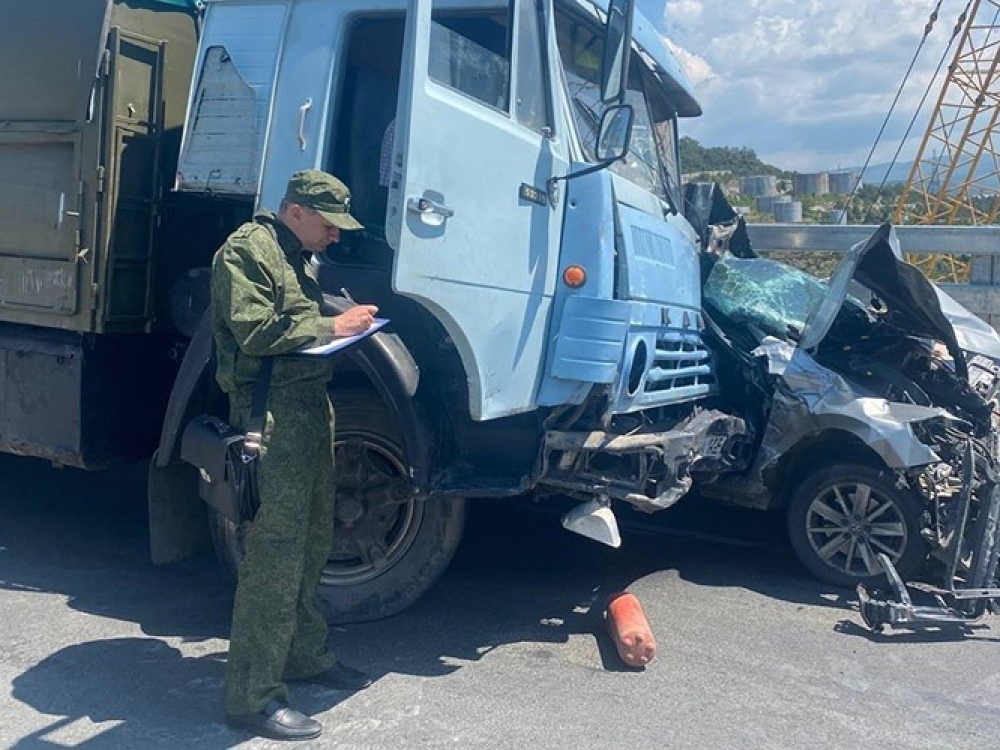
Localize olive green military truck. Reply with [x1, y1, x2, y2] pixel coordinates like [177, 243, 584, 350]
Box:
[0, 0, 235, 468]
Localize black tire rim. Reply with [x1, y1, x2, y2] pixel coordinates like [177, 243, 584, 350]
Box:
[321, 430, 420, 586]
[804, 480, 908, 578]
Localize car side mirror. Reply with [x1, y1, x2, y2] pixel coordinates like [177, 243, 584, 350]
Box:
[596, 104, 634, 162]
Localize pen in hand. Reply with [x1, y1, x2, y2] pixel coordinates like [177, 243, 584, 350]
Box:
[334, 288, 379, 336]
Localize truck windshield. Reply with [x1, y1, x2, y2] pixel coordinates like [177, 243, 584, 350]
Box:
[555, 8, 680, 206]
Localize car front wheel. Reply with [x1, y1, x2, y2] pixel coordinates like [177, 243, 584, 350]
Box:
[786, 463, 926, 588]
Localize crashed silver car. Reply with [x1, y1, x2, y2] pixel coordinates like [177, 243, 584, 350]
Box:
[696, 220, 1000, 630]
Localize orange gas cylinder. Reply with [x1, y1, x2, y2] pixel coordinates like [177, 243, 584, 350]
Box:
[604, 592, 657, 668]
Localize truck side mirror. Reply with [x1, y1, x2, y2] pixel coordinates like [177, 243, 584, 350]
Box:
[600, 0, 634, 104]
[596, 104, 634, 162]
[546, 104, 635, 197]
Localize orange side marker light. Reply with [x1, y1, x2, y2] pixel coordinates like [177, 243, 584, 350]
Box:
[563, 265, 587, 288]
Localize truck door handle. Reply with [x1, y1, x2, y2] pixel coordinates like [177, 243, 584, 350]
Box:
[56, 192, 80, 229]
[297, 98, 313, 152]
[407, 197, 455, 219]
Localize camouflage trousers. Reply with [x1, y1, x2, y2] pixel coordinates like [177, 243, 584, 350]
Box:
[225, 381, 338, 715]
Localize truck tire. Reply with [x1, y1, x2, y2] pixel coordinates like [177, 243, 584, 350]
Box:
[786, 462, 926, 589]
[208, 389, 465, 623]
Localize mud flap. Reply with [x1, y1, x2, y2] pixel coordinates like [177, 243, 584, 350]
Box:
[148, 449, 211, 565]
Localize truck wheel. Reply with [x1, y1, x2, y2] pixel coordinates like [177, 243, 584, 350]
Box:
[208, 390, 465, 624]
[786, 463, 926, 588]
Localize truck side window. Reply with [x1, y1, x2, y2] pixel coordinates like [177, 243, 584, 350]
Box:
[430, 6, 512, 112]
[614, 72, 663, 196]
[514, 0, 551, 133]
[650, 92, 683, 210]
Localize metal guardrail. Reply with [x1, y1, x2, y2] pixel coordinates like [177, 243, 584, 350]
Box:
[747, 224, 1000, 255]
[746, 224, 1000, 326]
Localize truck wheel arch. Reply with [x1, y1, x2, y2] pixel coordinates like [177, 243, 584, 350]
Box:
[153, 314, 217, 469]
[154, 301, 428, 490]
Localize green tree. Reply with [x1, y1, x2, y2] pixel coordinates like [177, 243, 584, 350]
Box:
[679, 136, 787, 177]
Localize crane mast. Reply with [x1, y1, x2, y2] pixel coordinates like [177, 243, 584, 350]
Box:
[896, 0, 1000, 278]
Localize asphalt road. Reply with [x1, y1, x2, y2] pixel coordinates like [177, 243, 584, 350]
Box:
[1, 454, 999, 749]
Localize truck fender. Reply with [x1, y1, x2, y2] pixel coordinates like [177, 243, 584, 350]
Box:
[321, 294, 428, 491]
[154, 299, 427, 489]
[154, 313, 215, 468]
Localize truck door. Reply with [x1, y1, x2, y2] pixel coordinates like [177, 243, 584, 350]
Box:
[389, 0, 566, 421]
[99, 28, 166, 332]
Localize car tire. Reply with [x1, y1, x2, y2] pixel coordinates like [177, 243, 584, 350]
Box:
[786, 462, 926, 588]
[209, 389, 465, 623]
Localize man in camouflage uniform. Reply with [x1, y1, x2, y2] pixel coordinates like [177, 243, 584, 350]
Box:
[211, 170, 379, 742]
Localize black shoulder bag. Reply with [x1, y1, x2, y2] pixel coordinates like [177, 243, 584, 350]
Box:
[181, 226, 286, 523]
[181, 358, 273, 523]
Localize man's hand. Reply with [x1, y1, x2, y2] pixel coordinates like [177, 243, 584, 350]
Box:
[333, 304, 379, 337]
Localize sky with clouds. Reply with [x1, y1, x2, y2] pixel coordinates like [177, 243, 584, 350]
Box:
[637, 0, 962, 172]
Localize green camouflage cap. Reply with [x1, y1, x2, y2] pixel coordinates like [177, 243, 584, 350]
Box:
[284, 169, 364, 231]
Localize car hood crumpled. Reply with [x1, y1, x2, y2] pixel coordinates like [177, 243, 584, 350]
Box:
[752, 336, 947, 468]
[798, 223, 1000, 379]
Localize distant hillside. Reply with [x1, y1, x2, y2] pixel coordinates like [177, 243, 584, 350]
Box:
[851, 161, 912, 186]
[839, 160, 1000, 191]
[677, 137, 912, 185]
[678, 138, 1000, 192]
[679, 137, 786, 177]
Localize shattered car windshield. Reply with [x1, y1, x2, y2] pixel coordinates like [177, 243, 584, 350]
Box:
[703, 256, 869, 343]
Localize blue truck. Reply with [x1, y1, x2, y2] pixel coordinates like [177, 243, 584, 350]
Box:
[162, 0, 748, 622]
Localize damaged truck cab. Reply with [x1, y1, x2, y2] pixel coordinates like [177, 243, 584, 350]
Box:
[163, 0, 747, 620]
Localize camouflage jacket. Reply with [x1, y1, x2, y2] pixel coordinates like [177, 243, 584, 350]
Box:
[211, 211, 335, 393]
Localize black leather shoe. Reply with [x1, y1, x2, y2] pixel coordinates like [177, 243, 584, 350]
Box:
[226, 699, 322, 741]
[293, 662, 373, 691]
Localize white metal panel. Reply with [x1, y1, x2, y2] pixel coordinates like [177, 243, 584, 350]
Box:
[255, 0, 481, 209]
[256, 0, 344, 210]
[176, 2, 288, 194]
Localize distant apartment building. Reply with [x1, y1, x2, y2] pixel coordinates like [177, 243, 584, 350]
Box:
[793, 171, 829, 196]
[828, 171, 861, 195]
[740, 174, 778, 197]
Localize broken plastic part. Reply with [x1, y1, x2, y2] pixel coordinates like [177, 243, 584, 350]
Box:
[561, 498, 622, 548]
[605, 592, 656, 667]
[856, 553, 1000, 632]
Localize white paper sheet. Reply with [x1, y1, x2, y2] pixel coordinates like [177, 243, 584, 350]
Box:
[293, 318, 389, 356]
